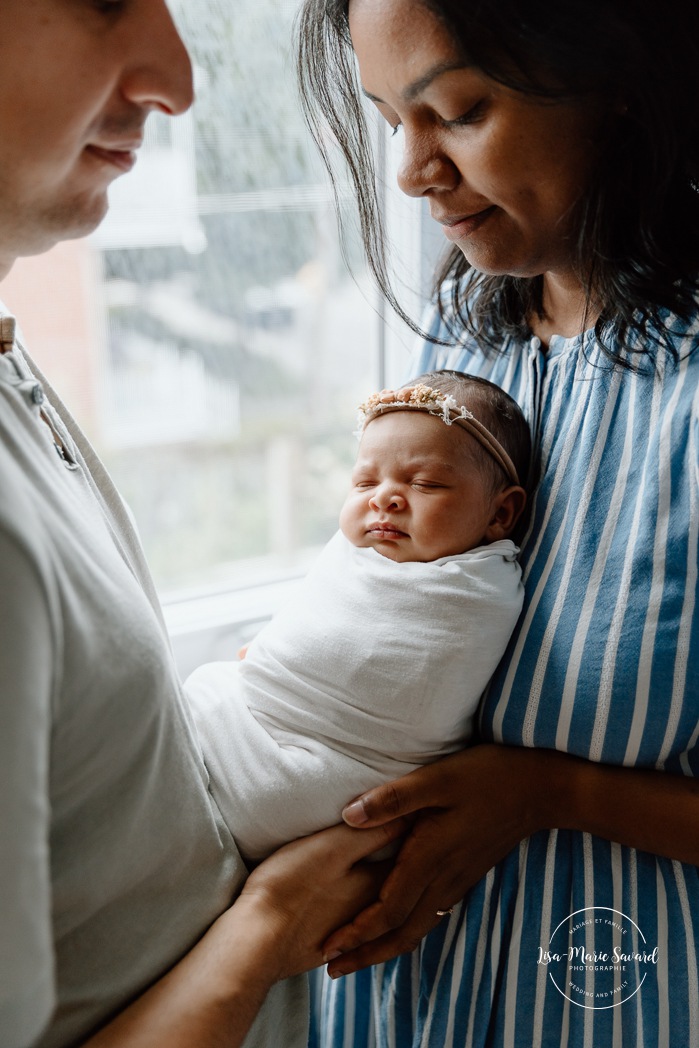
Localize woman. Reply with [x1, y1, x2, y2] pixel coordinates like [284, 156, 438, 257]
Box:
[297, 0, 699, 1044]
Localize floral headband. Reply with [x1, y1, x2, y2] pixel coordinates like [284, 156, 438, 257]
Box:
[356, 383, 520, 486]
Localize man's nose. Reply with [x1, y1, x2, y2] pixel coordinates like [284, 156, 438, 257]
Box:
[119, 0, 195, 117]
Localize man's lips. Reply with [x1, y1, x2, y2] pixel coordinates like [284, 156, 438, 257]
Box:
[85, 143, 140, 173]
[434, 205, 497, 242]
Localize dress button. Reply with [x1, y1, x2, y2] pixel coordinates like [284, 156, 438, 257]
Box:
[31, 382, 45, 405]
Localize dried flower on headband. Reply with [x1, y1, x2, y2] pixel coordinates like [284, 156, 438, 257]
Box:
[356, 384, 520, 487]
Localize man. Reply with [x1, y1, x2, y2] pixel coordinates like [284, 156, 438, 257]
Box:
[0, 3, 399, 1045]
[0, 0, 193, 274]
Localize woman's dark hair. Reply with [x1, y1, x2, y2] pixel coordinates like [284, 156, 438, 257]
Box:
[297, 0, 699, 367]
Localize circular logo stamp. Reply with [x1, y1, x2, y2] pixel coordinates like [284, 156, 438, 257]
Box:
[537, 906, 658, 1009]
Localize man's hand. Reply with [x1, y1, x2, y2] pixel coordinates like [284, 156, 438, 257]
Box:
[84, 817, 408, 1048]
[240, 816, 409, 981]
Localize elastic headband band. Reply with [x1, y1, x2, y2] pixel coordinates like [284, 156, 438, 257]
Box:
[356, 384, 520, 487]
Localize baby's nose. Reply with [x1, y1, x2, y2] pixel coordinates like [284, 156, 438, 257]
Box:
[369, 484, 406, 511]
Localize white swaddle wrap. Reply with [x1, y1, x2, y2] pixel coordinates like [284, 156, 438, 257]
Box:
[188, 531, 523, 860]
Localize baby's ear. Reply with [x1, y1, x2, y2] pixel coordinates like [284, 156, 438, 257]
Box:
[484, 486, 527, 542]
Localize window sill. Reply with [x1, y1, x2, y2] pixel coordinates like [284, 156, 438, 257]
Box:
[163, 571, 305, 680]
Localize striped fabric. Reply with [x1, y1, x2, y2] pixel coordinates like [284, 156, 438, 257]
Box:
[309, 303, 699, 1047]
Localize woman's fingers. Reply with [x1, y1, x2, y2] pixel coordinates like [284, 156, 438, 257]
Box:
[322, 821, 464, 957]
[323, 878, 421, 957]
[342, 746, 531, 831]
[323, 892, 443, 968]
[341, 747, 489, 828]
[326, 899, 459, 976]
[323, 846, 465, 974]
[343, 764, 443, 826]
[311, 814, 410, 866]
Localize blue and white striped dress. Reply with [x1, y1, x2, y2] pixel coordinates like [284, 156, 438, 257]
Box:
[309, 302, 699, 1047]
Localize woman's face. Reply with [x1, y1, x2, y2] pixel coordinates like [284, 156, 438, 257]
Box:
[348, 0, 604, 281]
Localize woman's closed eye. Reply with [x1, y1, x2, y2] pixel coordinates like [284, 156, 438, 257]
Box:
[441, 98, 488, 129]
[386, 98, 487, 138]
[91, 0, 125, 13]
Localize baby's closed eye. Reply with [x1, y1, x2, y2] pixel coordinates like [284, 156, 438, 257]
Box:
[411, 479, 448, 490]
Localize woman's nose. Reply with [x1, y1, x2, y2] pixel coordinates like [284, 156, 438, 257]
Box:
[120, 0, 195, 117]
[396, 128, 458, 198]
[369, 485, 406, 512]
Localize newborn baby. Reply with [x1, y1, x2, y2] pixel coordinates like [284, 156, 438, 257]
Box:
[188, 370, 530, 860]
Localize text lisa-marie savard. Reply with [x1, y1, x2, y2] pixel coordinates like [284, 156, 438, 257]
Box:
[538, 946, 659, 967]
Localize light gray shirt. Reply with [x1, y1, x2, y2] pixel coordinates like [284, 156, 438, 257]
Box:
[0, 312, 306, 1048]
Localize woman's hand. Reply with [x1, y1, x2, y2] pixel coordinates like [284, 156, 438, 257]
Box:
[321, 742, 699, 977]
[321, 743, 548, 976]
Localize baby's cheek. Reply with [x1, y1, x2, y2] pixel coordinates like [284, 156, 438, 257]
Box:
[338, 499, 359, 544]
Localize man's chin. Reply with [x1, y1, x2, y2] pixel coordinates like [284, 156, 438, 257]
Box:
[0, 184, 114, 279]
[24, 193, 110, 256]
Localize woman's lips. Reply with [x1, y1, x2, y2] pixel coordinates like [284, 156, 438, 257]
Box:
[439, 205, 497, 242]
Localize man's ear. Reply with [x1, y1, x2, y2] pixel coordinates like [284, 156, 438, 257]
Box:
[483, 485, 527, 542]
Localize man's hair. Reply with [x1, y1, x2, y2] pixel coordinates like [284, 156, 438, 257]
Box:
[297, 0, 699, 369]
[408, 370, 532, 495]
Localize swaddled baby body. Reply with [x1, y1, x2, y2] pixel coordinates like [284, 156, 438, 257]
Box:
[188, 370, 531, 860]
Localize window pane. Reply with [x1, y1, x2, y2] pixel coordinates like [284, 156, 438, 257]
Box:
[1, 0, 379, 596]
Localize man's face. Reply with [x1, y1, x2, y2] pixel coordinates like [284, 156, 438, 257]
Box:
[0, 0, 193, 275]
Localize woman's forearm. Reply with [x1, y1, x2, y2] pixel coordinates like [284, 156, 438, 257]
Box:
[539, 746, 699, 864]
[342, 743, 699, 866]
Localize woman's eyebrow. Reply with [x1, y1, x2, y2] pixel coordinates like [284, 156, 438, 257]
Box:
[361, 60, 471, 105]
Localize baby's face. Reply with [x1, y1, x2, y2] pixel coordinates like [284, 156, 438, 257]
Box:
[339, 410, 503, 562]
